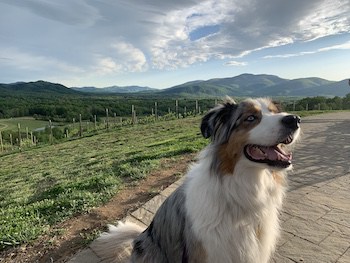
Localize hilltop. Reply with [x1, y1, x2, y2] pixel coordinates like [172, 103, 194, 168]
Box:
[159, 74, 349, 97]
[1, 74, 349, 98]
[0, 80, 80, 96]
[72, 85, 155, 94]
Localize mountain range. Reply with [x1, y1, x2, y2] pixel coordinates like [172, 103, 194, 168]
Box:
[1, 74, 349, 97]
[71, 85, 154, 93]
[158, 74, 349, 97]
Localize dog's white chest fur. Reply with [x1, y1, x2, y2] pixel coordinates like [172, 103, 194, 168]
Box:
[185, 155, 286, 263]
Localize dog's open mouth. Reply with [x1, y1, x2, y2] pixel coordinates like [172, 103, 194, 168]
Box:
[244, 134, 294, 168]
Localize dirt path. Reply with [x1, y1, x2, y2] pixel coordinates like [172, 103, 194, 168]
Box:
[0, 154, 195, 263]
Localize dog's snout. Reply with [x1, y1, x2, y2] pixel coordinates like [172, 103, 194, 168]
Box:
[281, 115, 301, 130]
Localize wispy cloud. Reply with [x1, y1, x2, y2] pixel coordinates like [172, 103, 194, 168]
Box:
[264, 41, 350, 59]
[225, 61, 247, 66]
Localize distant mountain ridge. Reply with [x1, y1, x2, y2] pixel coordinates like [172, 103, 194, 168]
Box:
[72, 85, 155, 93]
[0, 80, 79, 96]
[159, 74, 348, 97]
[1, 74, 349, 97]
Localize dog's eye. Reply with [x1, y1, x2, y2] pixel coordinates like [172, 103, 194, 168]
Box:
[245, 115, 256, 122]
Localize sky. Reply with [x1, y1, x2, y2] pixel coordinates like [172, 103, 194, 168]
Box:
[0, 0, 350, 89]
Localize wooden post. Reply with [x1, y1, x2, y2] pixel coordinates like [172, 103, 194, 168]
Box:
[114, 113, 117, 127]
[65, 129, 69, 138]
[73, 118, 75, 129]
[49, 120, 53, 143]
[26, 127, 29, 140]
[30, 132, 34, 145]
[17, 123, 21, 147]
[79, 114, 82, 137]
[306, 103, 309, 111]
[195, 100, 199, 115]
[9, 133, 13, 149]
[106, 108, 109, 130]
[184, 106, 187, 118]
[94, 115, 97, 131]
[131, 105, 134, 124]
[215, 99, 218, 105]
[155, 102, 158, 120]
[175, 100, 179, 118]
[131, 105, 137, 124]
[293, 101, 296, 111]
[0, 131, 3, 152]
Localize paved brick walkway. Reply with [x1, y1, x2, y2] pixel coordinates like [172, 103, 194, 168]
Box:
[68, 112, 350, 263]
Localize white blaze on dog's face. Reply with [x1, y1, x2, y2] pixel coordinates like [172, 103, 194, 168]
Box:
[201, 97, 301, 175]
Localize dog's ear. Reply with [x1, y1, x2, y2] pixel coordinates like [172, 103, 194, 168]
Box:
[201, 98, 238, 139]
[201, 110, 216, 138]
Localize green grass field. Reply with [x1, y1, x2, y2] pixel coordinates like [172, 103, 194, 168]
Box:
[0, 116, 207, 250]
[0, 117, 50, 132]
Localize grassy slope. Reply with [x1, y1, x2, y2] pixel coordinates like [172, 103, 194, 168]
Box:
[0, 117, 49, 132]
[0, 116, 207, 249]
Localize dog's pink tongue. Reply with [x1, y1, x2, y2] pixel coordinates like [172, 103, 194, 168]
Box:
[263, 146, 292, 161]
[249, 146, 266, 160]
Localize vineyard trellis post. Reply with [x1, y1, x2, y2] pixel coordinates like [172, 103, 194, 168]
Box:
[9, 133, 13, 149]
[155, 102, 158, 120]
[49, 120, 53, 144]
[17, 123, 21, 147]
[175, 100, 179, 118]
[94, 115, 97, 131]
[195, 100, 199, 115]
[30, 132, 34, 145]
[79, 114, 82, 137]
[131, 105, 137, 124]
[0, 131, 3, 152]
[113, 113, 117, 127]
[106, 108, 109, 130]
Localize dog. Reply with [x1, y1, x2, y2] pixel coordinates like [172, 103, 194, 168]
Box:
[92, 97, 301, 263]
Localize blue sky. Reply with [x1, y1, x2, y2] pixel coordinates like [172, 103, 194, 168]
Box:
[0, 0, 349, 89]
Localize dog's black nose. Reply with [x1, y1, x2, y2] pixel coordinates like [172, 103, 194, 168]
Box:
[281, 115, 301, 130]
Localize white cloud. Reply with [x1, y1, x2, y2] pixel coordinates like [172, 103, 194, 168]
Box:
[225, 61, 247, 66]
[264, 41, 350, 59]
[110, 42, 148, 72]
[95, 57, 122, 75]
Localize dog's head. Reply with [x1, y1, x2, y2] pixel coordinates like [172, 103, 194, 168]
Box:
[201, 97, 300, 174]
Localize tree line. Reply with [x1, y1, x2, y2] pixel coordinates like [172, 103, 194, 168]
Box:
[283, 94, 350, 111]
[1, 93, 350, 121]
[0, 95, 216, 121]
